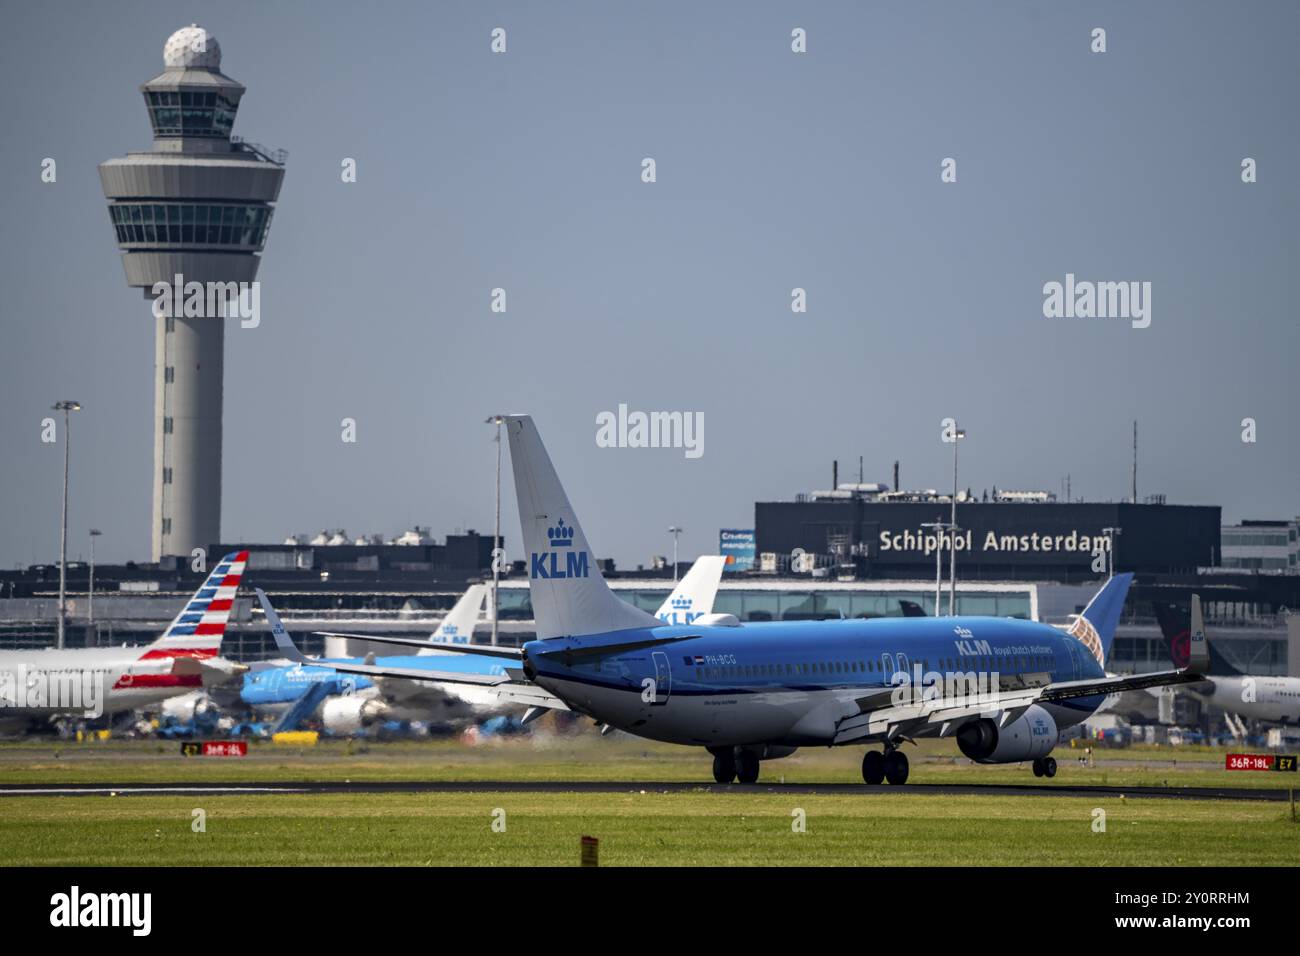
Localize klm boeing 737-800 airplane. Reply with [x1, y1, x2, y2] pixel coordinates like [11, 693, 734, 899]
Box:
[281, 416, 1212, 784]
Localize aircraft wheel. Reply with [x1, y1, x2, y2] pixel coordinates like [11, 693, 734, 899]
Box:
[736, 750, 760, 784]
[883, 749, 909, 785]
[862, 750, 885, 785]
[1042, 756, 1057, 778]
[1032, 759, 1045, 777]
[712, 751, 736, 784]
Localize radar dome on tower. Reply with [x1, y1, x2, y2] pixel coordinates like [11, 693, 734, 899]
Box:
[163, 24, 222, 70]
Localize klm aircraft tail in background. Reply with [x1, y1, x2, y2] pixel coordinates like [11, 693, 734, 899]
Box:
[426, 584, 488, 649]
[655, 556, 727, 625]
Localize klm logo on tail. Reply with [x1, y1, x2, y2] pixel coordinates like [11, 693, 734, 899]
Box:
[660, 595, 699, 626]
[531, 519, 590, 580]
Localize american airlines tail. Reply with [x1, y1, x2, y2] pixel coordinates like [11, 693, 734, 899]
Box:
[142, 550, 248, 664]
[425, 583, 488, 650]
[1065, 572, 1133, 668]
[114, 550, 248, 693]
[504, 415, 660, 640]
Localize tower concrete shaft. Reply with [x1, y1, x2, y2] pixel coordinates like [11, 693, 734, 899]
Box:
[99, 25, 284, 561]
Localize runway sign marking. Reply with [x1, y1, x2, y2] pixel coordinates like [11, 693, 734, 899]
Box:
[180, 741, 248, 757]
[1225, 753, 1296, 772]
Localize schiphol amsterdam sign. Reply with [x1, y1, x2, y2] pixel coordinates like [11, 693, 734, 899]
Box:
[877, 527, 1113, 559]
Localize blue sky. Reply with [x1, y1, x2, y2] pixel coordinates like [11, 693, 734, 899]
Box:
[1, 1, 1296, 568]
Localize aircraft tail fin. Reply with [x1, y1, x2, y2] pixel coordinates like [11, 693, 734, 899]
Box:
[255, 588, 312, 664]
[655, 556, 726, 624]
[504, 415, 660, 640]
[141, 551, 248, 663]
[1066, 572, 1132, 668]
[428, 584, 487, 648]
[1153, 595, 1233, 674]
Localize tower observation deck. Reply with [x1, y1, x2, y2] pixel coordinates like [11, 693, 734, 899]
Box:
[99, 25, 285, 562]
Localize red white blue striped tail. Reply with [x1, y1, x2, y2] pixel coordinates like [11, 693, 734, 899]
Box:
[138, 550, 249, 662]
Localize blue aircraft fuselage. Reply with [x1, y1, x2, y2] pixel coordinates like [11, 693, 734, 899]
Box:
[522, 615, 1106, 748]
[241, 653, 512, 708]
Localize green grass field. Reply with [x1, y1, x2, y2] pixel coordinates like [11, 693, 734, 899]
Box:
[1, 735, 1295, 865]
[1, 791, 1294, 866]
[0, 733, 1286, 788]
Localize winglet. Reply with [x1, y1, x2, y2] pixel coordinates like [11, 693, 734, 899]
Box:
[1187, 594, 1210, 673]
[255, 588, 312, 664]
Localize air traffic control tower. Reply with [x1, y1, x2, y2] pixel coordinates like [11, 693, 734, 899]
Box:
[100, 25, 285, 561]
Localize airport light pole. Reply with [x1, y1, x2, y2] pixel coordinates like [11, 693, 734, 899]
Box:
[668, 526, 683, 584]
[486, 415, 504, 646]
[88, 528, 102, 629]
[52, 400, 81, 649]
[948, 425, 966, 616]
[1101, 526, 1122, 578]
[921, 521, 946, 616]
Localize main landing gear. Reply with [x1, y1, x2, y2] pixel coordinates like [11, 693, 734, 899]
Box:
[712, 750, 735, 783]
[711, 748, 761, 784]
[1031, 756, 1057, 778]
[862, 745, 909, 785]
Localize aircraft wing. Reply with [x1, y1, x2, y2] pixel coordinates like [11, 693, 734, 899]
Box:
[833, 667, 1206, 746]
[313, 633, 525, 659]
[298, 659, 569, 712]
[1036, 668, 1206, 702]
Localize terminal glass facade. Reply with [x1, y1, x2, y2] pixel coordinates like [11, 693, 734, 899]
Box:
[497, 586, 1032, 622]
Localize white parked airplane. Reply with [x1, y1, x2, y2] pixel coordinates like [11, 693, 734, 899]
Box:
[1155, 595, 1300, 727]
[0, 551, 249, 733]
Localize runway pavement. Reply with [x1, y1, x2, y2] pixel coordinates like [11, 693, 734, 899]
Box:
[0, 780, 1290, 801]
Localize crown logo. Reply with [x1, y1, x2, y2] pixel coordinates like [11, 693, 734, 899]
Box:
[547, 518, 575, 548]
[671, 595, 692, 609]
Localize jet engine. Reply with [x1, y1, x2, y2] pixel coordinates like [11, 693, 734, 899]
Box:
[955, 705, 1058, 764]
[321, 696, 390, 735]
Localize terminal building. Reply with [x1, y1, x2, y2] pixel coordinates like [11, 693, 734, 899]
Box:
[1220, 518, 1300, 574]
[1, 471, 1296, 683]
[754, 490, 1220, 582]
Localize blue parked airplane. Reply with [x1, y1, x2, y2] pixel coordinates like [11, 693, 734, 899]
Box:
[255, 557, 727, 734]
[280, 415, 1211, 784]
